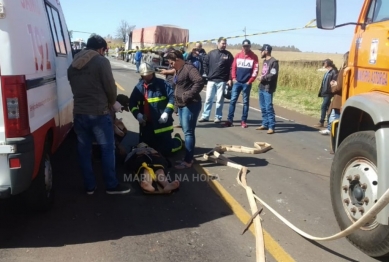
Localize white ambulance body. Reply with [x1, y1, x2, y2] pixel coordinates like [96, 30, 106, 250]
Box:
[0, 0, 73, 208]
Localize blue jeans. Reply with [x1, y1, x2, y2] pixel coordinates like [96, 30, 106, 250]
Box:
[178, 101, 202, 163]
[227, 82, 252, 122]
[73, 114, 118, 191]
[135, 61, 141, 72]
[320, 96, 332, 124]
[201, 81, 226, 120]
[259, 89, 275, 130]
[327, 109, 340, 131]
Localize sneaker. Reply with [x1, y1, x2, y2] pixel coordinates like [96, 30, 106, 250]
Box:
[86, 186, 97, 195]
[241, 121, 248, 128]
[319, 129, 330, 135]
[198, 118, 209, 122]
[314, 122, 324, 128]
[256, 126, 268, 130]
[223, 120, 233, 127]
[267, 129, 275, 134]
[214, 119, 221, 123]
[106, 184, 131, 194]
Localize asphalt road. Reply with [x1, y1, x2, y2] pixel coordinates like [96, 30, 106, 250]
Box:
[0, 57, 382, 262]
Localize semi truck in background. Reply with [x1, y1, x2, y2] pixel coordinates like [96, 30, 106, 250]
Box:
[125, 25, 189, 67]
[316, 0, 389, 258]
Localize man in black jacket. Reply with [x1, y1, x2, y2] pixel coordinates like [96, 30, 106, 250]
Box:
[256, 44, 279, 134]
[314, 59, 338, 128]
[198, 37, 234, 123]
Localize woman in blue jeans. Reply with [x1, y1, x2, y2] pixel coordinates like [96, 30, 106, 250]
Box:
[166, 50, 204, 169]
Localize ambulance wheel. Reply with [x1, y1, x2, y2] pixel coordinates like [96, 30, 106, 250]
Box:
[26, 137, 54, 212]
[331, 131, 389, 258]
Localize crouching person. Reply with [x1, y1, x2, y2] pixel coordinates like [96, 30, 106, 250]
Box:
[125, 143, 180, 193]
[129, 62, 183, 156]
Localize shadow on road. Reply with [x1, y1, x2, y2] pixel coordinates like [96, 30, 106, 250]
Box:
[0, 131, 233, 249]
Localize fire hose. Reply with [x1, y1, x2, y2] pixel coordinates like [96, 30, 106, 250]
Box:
[202, 143, 389, 262]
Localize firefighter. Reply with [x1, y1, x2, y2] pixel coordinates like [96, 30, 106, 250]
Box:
[129, 62, 183, 156]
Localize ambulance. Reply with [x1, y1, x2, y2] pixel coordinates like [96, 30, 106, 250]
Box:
[0, 0, 73, 210]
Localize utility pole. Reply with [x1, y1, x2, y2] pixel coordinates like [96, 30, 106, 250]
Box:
[243, 27, 247, 39]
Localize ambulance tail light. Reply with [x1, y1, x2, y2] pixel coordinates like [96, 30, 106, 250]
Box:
[1, 76, 30, 138]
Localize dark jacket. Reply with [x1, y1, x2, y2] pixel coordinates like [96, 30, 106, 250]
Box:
[174, 63, 204, 107]
[259, 57, 279, 92]
[187, 49, 207, 75]
[187, 48, 206, 61]
[67, 49, 117, 115]
[318, 68, 338, 97]
[129, 77, 175, 135]
[203, 49, 234, 82]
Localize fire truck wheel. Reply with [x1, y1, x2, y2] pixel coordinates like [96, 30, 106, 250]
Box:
[26, 138, 54, 212]
[331, 130, 389, 258]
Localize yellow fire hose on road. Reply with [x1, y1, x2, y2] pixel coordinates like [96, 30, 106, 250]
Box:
[203, 143, 389, 262]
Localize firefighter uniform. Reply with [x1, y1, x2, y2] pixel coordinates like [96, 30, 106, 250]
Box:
[129, 63, 182, 156]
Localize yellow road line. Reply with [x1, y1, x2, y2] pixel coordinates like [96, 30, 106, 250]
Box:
[116, 82, 125, 91]
[193, 164, 295, 262]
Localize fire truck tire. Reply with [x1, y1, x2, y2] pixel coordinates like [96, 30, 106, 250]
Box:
[331, 130, 389, 258]
[25, 137, 54, 212]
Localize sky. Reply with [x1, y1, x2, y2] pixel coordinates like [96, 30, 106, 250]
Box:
[60, 0, 365, 54]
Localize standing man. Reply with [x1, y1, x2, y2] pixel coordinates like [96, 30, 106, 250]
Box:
[199, 37, 234, 123]
[315, 59, 338, 128]
[187, 42, 207, 80]
[256, 44, 279, 134]
[128, 62, 183, 156]
[134, 46, 142, 73]
[67, 34, 131, 195]
[224, 39, 259, 128]
[187, 42, 206, 60]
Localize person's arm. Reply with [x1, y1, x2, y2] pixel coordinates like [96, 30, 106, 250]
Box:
[159, 69, 175, 75]
[231, 54, 238, 81]
[262, 60, 279, 82]
[164, 81, 175, 115]
[203, 53, 210, 76]
[100, 59, 117, 106]
[182, 66, 204, 102]
[248, 55, 259, 84]
[128, 85, 142, 118]
[331, 70, 343, 94]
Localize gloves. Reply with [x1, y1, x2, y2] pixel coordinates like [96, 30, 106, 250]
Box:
[137, 113, 146, 124]
[158, 112, 169, 124]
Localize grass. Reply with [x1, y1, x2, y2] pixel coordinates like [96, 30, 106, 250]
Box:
[248, 61, 325, 119]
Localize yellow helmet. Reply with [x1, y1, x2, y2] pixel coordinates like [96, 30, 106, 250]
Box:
[139, 62, 155, 76]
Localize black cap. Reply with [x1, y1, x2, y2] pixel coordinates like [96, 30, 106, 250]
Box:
[116, 94, 129, 112]
[242, 39, 251, 46]
[86, 34, 107, 50]
[260, 44, 272, 52]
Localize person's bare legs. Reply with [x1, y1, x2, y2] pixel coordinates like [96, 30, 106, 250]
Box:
[155, 169, 180, 192]
[140, 170, 155, 192]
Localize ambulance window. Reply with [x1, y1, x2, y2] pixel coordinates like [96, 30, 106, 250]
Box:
[45, 3, 67, 55]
